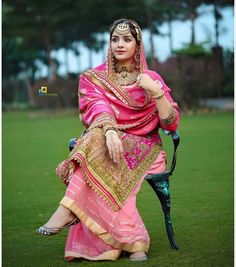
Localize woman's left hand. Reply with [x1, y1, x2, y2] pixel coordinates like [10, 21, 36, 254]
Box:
[136, 74, 163, 95]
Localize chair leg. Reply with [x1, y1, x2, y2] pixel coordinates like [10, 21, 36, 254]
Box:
[147, 178, 179, 250]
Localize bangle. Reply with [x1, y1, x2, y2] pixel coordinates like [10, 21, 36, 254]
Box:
[153, 90, 165, 100]
[103, 125, 116, 134]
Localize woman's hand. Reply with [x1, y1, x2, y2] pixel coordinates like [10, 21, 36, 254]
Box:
[136, 74, 163, 95]
[105, 130, 124, 163]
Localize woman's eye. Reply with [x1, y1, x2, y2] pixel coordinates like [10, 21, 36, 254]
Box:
[112, 38, 118, 42]
[124, 38, 132, 42]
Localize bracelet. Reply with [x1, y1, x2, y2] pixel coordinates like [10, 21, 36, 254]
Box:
[153, 90, 165, 100]
[103, 125, 116, 133]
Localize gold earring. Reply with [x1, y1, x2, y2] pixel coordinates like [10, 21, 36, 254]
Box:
[134, 48, 140, 70]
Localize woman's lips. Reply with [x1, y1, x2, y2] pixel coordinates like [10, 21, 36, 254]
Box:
[116, 51, 126, 54]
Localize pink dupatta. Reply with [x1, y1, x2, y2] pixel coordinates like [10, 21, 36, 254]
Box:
[56, 26, 179, 211]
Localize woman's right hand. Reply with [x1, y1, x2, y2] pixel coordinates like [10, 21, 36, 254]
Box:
[105, 130, 124, 163]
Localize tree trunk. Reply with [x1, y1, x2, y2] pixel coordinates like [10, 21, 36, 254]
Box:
[13, 76, 19, 104]
[42, 29, 56, 82]
[214, 3, 220, 47]
[76, 42, 81, 73]
[102, 33, 107, 62]
[167, 17, 173, 54]
[190, 11, 196, 45]
[24, 71, 36, 107]
[64, 46, 70, 77]
[147, 9, 155, 68]
[88, 48, 93, 69]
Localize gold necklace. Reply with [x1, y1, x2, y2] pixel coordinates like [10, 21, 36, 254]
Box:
[111, 65, 140, 86]
[114, 64, 135, 73]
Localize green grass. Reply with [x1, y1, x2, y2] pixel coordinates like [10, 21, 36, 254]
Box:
[3, 110, 233, 267]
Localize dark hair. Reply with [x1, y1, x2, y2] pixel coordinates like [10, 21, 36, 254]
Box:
[109, 19, 140, 45]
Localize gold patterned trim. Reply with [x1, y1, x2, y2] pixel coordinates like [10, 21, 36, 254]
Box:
[60, 196, 150, 253]
[69, 128, 162, 211]
[65, 249, 121, 261]
[81, 70, 158, 131]
[83, 71, 111, 93]
[160, 105, 176, 126]
[88, 113, 118, 131]
[87, 70, 138, 108]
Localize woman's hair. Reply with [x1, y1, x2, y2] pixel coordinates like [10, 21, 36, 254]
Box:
[109, 19, 141, 45]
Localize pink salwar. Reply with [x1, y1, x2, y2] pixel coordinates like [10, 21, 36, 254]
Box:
[60, 151, 167, 261]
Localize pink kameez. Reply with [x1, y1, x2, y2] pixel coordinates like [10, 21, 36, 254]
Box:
[56, 59, 180, 261]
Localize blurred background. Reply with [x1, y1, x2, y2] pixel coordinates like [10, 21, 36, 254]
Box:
[2, 1, 234, 266]
[3, 0, 234, 112]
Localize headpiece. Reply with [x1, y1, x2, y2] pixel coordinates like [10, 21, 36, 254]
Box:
[116, 23, 130, 35]
[115, 21, 141, 44]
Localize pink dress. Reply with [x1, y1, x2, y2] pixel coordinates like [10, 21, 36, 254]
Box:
[56, 64, 180, 261]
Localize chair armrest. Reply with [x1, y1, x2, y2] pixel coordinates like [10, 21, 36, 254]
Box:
[162, 130, 180, 175]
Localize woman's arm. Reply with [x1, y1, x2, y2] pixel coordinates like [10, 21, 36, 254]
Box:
[79, 73, 124, 163]
[137, 72, 180, 131]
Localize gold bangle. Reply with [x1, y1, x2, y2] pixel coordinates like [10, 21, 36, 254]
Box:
[153, 90, 165, 100]
[103, 125, 116, 134]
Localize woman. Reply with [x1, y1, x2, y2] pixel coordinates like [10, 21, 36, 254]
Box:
[36, 18, 180, 262]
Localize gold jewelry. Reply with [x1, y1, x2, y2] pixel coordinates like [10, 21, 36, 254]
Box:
[116, 23, 130, 35]
[153, 90, 165, 100]
[114, 64, 135, 73]
[111, 70, 140, 86]
[137, 75, 141, 83]
[104, 126, 117, 135]
[129, 21, 142, 43]
[111, 64, 140, 86]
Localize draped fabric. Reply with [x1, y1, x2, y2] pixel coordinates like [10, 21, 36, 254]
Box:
[54, 21, 180, 260]
[56, 63, 179, 211]
[61, 151, 167, 261]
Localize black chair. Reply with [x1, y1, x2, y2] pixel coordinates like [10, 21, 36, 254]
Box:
[68, 129, 180, 250]
[145, 130, 180, 250]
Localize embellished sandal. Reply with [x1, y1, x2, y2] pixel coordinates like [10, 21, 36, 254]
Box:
[129, 252, 148, 261]
[36, 217, 80, 236]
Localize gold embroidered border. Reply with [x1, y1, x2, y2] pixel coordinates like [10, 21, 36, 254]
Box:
[81, 70, 158, 131]
[88, 113, 118, 131]
[65, 249, 121, 261]
[60, 196, 149, 253]
[69, 128, 162, 211]
[160, 105, 176, 126]
[87, 70, 138, 107]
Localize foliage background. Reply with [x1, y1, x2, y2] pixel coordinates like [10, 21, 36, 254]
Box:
[3, 0, 234, 110]
[2, 1, 234, 266]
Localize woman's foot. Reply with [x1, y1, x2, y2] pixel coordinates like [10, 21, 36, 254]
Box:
[36, 205, 79, 236]
[129, 251, 147, 261]
[43, 204, 75, 229]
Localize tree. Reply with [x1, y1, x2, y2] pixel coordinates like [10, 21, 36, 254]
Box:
[204, 0, 234, 47]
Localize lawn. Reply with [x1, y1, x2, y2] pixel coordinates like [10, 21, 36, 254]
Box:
[2, 110, 233, 267]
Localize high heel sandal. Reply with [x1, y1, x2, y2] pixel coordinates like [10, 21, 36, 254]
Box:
[36, 217, 80, 236]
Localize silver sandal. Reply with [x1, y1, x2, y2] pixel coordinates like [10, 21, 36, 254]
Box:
[36, 217, 80, 236]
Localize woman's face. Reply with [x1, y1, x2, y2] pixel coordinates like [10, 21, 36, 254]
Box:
[110, 28, 137, 65]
